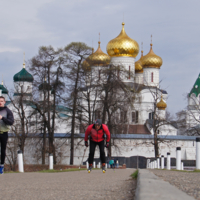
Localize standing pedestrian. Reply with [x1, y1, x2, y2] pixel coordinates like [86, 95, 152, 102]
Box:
[84, 119, 110, 173]
[0, 96, 14, 174]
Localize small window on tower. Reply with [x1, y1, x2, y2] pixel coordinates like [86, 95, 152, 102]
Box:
[151, 72, 154, 82]
[132, 112, 135, 122]
[99, 70, 101, 80]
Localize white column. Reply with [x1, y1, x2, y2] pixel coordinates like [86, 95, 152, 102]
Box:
[176, 147, 181, 170]
[147, 159, 150, 168]
[154, 160, 157, 168]
[152, 161, 155, 169]
[98, 162, 101, 168]
[105, 163, 107, 169]
[161, 155, 164, 169]
[167, 152, 171, 170]
[181, 162, 184, 170]
[49, 153, 53, 170]
[93, 161, 96, 168]
[17, 150, 24, 173]
[196, 137, 200, 169]
[157, 157, 160, 169]
[86, 161, 89, 169]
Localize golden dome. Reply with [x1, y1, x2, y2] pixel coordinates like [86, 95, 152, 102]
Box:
[135, 50, 143, 73]
[82, 60, 91, 71]
[141, 44, 162, 68]
[87, 41, 110, 66]
[157, 96, 167, 110]
[106, 22, 139, 58]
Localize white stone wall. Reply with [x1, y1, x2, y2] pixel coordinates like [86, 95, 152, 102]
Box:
[143, 68, 159, 87]
[14, 137, 196, 165]
[135, 73, 143, 84]
[14, 81, 33, 94]
[110, 56, 135, 82]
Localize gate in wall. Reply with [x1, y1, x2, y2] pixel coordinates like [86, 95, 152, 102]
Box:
[125, 156, 147, 168]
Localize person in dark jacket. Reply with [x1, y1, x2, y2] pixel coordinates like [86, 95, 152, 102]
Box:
[85, 119, 110, 173]
[0, 96, 14, 174]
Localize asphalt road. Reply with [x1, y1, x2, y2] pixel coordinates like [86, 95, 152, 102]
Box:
[0, 168, 136, 200]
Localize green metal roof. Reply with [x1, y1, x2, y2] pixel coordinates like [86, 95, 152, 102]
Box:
[0, 84, 8, 94]
[13, 68, 33, 82]
[189, 73, 200, 97]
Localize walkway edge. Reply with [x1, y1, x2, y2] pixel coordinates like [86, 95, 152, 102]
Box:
[135, 169, 195, 200]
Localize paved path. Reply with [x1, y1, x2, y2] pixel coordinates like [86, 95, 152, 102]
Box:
[150, 169, 200, 200]
[0, 169, 136, 200]
[136, 169, 195, 200]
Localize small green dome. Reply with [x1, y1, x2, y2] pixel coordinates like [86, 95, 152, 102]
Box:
[39, 81, 52, 91]
[13, 68, 33, 82]
[0, 83, 8, 94]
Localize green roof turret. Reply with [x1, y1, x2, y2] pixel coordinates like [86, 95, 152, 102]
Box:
[39, 79, 52, 91]
[189, 73, 200, 97]
[13, 61, 33, 82]
[0, 81, 8, 94]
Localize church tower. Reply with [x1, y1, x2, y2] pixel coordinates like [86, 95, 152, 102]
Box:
[141, 39, 162, 87]
[0, 81, 8, 101]
[13, 55, 33, 100]
[84, 39, 110, 85]
[106, 22, 139, 83]
[135, 48, 144, 84]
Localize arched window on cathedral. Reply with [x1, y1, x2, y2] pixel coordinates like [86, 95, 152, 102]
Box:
[149, 112, 154, 119]
[151, 72, 154, 82]
[132, 111, 138, 123]
[121, 111, 127, 122]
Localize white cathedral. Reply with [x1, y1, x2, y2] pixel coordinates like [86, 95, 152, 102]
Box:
[0, 22, 198, 166]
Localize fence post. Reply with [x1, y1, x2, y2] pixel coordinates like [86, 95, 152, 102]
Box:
[196, 137, 200, 169]
[167, 152, 171, 170]
[49, 153, 53, 170]
[157, 157, 160, 169]
[93, 161, 96, 168]
[161, 155, 164, 169]
[86, 161, 89, 169]
[181, 162, 184, 170]
[176, 147, 181, 170]
[17, 150, 24, 173]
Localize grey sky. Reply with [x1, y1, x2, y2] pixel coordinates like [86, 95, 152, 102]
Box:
[1, 0, 200, 116]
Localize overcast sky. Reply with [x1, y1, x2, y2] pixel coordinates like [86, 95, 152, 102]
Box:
[0, 0, 200, 116]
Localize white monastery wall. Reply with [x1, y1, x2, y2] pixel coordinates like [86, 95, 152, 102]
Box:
[12, 137, 197, 166]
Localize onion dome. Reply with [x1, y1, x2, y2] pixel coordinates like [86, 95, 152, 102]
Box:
[13, 62, 33, 82]
[135, 50, 143, 73]
[39, 79, 52, 91]
[106, 22, 139, 58]
[82, 60, 91, 71]
[157, 96, 167, 110]
[0, 81, 8, 94]
[141, 44, 162, 69]
[87, 41, 110, 66]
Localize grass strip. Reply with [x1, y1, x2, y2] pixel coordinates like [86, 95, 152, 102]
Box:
[131, 169, 138, 179]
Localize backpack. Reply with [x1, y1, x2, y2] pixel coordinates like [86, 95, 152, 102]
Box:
[109, 160, 114, 165]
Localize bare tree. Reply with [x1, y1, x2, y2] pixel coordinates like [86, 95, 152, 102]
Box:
[64, 42, 92, 165]
[28, 46, 65, 164]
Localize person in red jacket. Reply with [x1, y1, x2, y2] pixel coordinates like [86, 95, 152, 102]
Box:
[85, 119, 110, 173]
